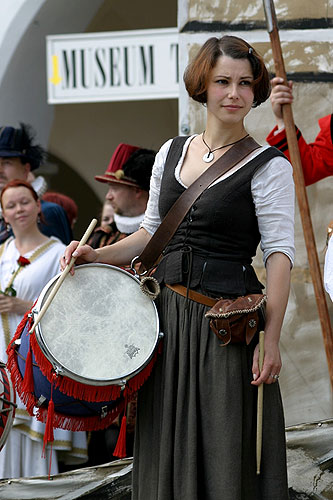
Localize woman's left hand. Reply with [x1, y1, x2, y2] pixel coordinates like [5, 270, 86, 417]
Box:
[251, 335, 282, 386]
[0, 294, 33, 315]
[250, 252, 291, 386]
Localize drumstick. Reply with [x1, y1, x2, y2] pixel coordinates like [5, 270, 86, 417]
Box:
[29, 218, 97, 334]
[256, 330, 265, 475]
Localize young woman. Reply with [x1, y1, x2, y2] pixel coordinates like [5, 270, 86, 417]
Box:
[63, 36, 294, 499]
[0, 180, 87, 478]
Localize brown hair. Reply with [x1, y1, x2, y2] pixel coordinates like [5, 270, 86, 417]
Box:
[42, 191, 78, 228]
[183, 35, 270, 107]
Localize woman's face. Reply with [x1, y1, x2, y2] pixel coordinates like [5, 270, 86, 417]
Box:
[101, 201, 114, 225]
[2, 186, 40, 231]
[206, 55, 254, 126]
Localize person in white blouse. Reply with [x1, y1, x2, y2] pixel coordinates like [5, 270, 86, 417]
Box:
[62, 35, 294, 500]
[0, 179, 87, 478]
[324, 233, 333, 301]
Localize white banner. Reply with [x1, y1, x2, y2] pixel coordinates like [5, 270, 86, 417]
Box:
[46, 28, 179, 104]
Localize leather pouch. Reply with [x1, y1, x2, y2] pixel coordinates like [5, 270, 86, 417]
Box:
[205, 294, 266, 346]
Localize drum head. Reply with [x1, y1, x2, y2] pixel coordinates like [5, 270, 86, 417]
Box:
[34, 264, 159, 386]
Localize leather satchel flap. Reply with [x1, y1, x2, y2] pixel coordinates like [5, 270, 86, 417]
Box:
[205, 294, 266, 319]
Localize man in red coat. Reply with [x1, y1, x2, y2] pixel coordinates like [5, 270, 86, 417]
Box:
[266, 77, 332, 186]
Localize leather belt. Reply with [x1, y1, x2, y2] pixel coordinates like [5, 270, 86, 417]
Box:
[165, 284, 217, 307]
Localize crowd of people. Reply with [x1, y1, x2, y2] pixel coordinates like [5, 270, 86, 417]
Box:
[0, 32, 331, 499]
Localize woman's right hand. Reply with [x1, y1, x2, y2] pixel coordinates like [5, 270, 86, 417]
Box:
[0, 295, 33, 315]
[61, 241, 98, 274]
[270, 77, 293, 127]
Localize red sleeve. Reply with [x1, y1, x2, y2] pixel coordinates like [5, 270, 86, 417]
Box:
[266, 114, 333, 186]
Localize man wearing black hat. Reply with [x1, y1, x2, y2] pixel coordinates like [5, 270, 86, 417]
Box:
[0, 123, 72, 244]
[88, 142, 156, 249]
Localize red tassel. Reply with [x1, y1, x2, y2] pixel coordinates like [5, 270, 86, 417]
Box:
[21, 345, 34, 393]
[113, 415, 127, 458]
[42, 399, 55, 457]
[42, 379, 56, 479]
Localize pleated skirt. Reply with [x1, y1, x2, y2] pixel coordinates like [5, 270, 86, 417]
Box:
[132, 286, 289, 500]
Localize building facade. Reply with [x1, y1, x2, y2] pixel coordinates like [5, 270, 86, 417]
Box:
[0, 0, 332, 426]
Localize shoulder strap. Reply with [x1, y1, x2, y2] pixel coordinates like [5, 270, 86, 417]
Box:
[138, 135, 261, 273]
[250, 146, 287, 173]
[28, 238, 57, 263]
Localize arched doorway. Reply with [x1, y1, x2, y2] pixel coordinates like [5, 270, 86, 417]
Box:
[39, 153, 101, 239]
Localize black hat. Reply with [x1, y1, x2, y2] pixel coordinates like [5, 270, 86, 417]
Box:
[95, 143, 156, 192]
[0, 123, 45, 170]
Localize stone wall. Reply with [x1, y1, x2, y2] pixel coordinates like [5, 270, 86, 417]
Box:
[178, 0, 333, 425]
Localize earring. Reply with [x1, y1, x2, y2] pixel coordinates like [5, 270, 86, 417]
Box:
[6, 222, 11, 232]
[37, 214, 41, 224]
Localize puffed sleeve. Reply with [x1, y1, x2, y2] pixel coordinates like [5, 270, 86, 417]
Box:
[251, 155, 295, 266]
[266, 114, 333, 186]
[324, 236, 333, 302]
[140, 139, 173, 235]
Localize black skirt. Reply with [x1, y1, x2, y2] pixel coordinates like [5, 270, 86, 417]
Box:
[132, 286, 289, 500]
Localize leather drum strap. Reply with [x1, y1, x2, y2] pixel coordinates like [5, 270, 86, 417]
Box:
[137, 136, 260, 274]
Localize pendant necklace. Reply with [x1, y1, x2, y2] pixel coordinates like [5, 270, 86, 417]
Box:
[201, 131, 249, 163]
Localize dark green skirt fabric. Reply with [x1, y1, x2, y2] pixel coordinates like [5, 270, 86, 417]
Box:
[132, 286, 289, 500]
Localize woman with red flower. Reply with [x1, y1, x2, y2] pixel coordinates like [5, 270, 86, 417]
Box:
[0, 180, 88, 478]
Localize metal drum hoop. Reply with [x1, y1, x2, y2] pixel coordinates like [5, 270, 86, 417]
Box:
[0, 361, 16, 451]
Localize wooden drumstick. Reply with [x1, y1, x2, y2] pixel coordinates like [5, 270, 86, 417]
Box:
[29, 218, 98, 334]
[256, 330, 265, 475]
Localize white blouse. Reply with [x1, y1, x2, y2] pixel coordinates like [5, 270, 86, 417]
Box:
[324, 236, 333, 301]
[141, 136, 295, 266]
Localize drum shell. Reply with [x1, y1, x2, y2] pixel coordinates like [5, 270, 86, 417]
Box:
[16, 320, 122, 421]
[7, 263, 161, 432]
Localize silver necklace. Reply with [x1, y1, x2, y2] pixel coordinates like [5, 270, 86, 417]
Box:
[201, 132, 249, 163]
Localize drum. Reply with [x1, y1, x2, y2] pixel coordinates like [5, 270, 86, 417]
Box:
[7, 264, 160, 432]
[0, 361, 16, 451]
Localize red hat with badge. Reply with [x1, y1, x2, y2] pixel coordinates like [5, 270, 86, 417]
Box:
[95, 143, 156, 192]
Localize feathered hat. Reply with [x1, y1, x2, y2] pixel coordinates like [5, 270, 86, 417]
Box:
[0, 123, 45, 170]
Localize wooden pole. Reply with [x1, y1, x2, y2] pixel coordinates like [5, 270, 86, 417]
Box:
[256, 331, 265, 475]
[263, 0, 333, 389]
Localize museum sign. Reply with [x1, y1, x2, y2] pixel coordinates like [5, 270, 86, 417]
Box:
[46, 28, 178, 104]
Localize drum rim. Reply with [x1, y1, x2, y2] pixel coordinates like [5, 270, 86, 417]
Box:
[0, 362, 16, 450]
[33, 263, 160, 386]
